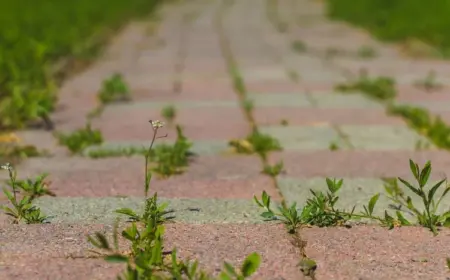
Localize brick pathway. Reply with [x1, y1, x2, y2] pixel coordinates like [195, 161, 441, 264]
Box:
[2, 0, 450, 279]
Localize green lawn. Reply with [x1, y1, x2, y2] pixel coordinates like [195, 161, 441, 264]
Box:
[326, 0, 450, 55]
[0, 0, 161, 129]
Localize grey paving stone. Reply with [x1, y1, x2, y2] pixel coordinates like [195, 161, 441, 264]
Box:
[259, 125, 349, 150]
[312, 93, 385, 109]
[340, 125, 434, 150]
[34, 197, 265, 224]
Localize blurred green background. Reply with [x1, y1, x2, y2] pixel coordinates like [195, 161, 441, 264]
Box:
[326, 0, 450, 55]
[0, 0, 160, 129]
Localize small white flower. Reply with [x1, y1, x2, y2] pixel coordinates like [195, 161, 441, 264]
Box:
[0, 163, 11, 170]
[151, 120, 165, 129]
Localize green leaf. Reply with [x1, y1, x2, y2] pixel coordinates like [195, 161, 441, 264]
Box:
[428, 179, 446, 204]
[409, 159, 419, 180]
[105, 254, 129, 263]
[368, 193, 380, 216]
[398, 177, 422, 197]
[241, 253, 261, 277]
[262, 191, 270, 208]
[219, 272, 233, 280]
[396, 211, 411, 225]
[446, 258, 450, 270]
[95, 232, 110, 249]
[419, 161, 432, 187]
[261, 211, 275, 219]
[223, 262, 238, 277]
[115, 208, 138, 218]
[253, 195, 263, 207]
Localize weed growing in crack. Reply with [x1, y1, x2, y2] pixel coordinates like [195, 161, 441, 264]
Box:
[88, 120, 261, 279]
[356, 45, 377, 59]
[150, 125, 193, 177]
[229, 130, 282, 159]
[56, 123, 103, 154]
[328, 140, 340, 151]
[242, 98, 254, 116]
[388, 104, 450, 149]
[1, 163, 48, 224]
[98, 73, 131, 104]
[335, 71, 397, 101]
[383, 160, 450, 235]
[280, 119, 289, 126]
[161, 105, 177, 125]
[87, 146, 147, 158]
[13, 172, 55, 200]
[256, 159, 450, 236]
[262, 161, 284, 177]
[292, 40, 307, 53]
[414, 71, 442, 92]
[287, 69, 300, 83]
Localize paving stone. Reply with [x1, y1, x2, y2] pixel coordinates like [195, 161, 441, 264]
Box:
[0, 223, 302, 280]
[0, 155, 279, 199]
[253, 107, 405, 126]
[33, 196, 268, 224]
[90, 105, 251, 141]
[246, 81, 303, 94]
[303, 226, 450, 280]
[259, 125, 349, 150]
[269, 150, 450, 180]
[341, 125, 434, 150]
[247, 93, 313, 107]
[311, 93, 385, 109]
[394, 100, 450, 112]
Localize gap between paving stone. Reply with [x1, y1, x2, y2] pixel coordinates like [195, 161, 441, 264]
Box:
[33, 197, 268, 224]
[83, 140, 231, 156]
[101, 100, 240, 111]
[277, 176, 450, 218]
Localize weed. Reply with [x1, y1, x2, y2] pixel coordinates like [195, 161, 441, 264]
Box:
[298, 258, 317, 278]
[98, 73, 131, 104]
[383, 160, 450, 235]
[56, 123, 103, 154]
[414, 71, 442, 92]
[280, 119, 289, 126]
[262, 161, 284, 177]
[328, 141, 340, 151]
[287, 69, 300, 83]
[242, 99, 254, 115]
[256, 159, 450, 235]
[13, 172, 55, 200]
[335, 71, 397, 101]
[161, 105, 177, 125]
[229, 130, 282, 159]
[388, 104, 450, 149]
[88, 120, 261, 278]
[1, 163, 48, 224]
[357, 45, 377, 58]
[150, 125, 193, 177]
[292, 40, 307, 53]
[324, 47, 345, 60]
[0, 0, 160, 129]
[447, 258, 450, 271]
[230, 65, 246, 96]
